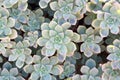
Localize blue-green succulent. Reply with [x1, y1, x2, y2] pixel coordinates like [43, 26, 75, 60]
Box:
[24, 55, 63, 80]
[8, 40, 32, 68]
[107, 39, 120, 70]
[50, 0, 88, 25]
[77, 26, 102, 57]
[37, 21, 80, 61]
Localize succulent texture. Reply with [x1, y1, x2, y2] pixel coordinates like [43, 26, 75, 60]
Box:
[0, 7, 17, 39]
[102, 62, 120, 80]
[50, 0, 88, 25]
[107, 39, 120, 70]
[92, 0, 120, 37]
[77, 26, 102, 57]
[2, 0, 28, 11]
[24, 55, 63, 80]
[8, 40, 32, 68]
[37, 21, 80, 61]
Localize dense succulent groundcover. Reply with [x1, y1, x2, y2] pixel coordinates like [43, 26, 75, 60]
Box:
[0, 0, 120, 80]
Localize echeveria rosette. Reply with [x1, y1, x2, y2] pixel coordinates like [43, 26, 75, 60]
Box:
[0, 68, 25, 80]
[50, 0, 88, 25]
[22, 9, 45, 32]
[2, 0, 28, 11]
[24, 31, 38, 48]
[37, 21, 80, 62]
[24, 55, 63, 80]
[59, 61, 75, 79]
[9, 8, 44, 32]
[0, 62, 25, 80]
[80, 35, 102, 57]
[102, 62, 120, 80]
[9, 8, 29, 30]
[80, 65, 101, 80]
[0, 7, 17, 40]
[107, 39, 120, 70]
[8, 40, 33, 68]
[0, 40, 15, 57]
[92, 1, 120, 37]
[77, 26, 102, 57]
[102, 0, 120, 18]
[81, 54, 103, 67]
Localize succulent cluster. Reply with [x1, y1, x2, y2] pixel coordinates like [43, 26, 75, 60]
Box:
[0, 0, 120, 80]
[92, 0, 120, 37]
[102, 62, 120, 80]
[50, 0, 88, 25]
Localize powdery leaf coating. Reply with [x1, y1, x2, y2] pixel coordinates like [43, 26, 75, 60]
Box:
[0, 0, 120, 80]
[24, 31, 38, 48]
[3, 0, 28, 11]
[86, 0, 103, 13]
[66, 52, 81, 65]
[0, 62, 25, 80]
[39, 0, 51, 8]
[77, 26, 102, 57]
[37, 21, 79, 61]
[11, 8, 45, 32]
[92, 1, 120, 37]
[50, 0, 88, 25]
[8, 40, 32, 68]
[107, 39, 120, 70]
[85, 58, 96, 69]
[0, 7, 17, 39]
[24, 55, 63, 80]
[59, 61, 75, 79]
[80, 65, 101, 80]
[102, 62, 120, 80]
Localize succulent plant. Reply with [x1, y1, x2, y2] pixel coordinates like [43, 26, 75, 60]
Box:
[107, 39, 120, 70]
[0, 0, 120, 79]
[84, 12, 96, 25]
[50, 0, 88, 25]
[92, 1, 120, 37]
[9, 8, 44, 32]
[80, 65, 101, 80]
[2, 0, 28, 11]
[8, 40, 32, 68]
[102, 62, 120, 80]
[59, 61, 75, 79]
[24, 31, 39, 48]
[86, 0, 103, 13]
[80, 54, 102, 67]
[0, 39, 16, 58]
[24, 55, 63, 80]
[0, 62, 25, 80]
[37, 21, 80, 61]
[9, 8, 29, 30]
[77, 26, 102, 57]
[22, 9, 45, 32]
[66, 52, 81, 64]
[0, 7, 17, 39]
[80, 58, 101, 80]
